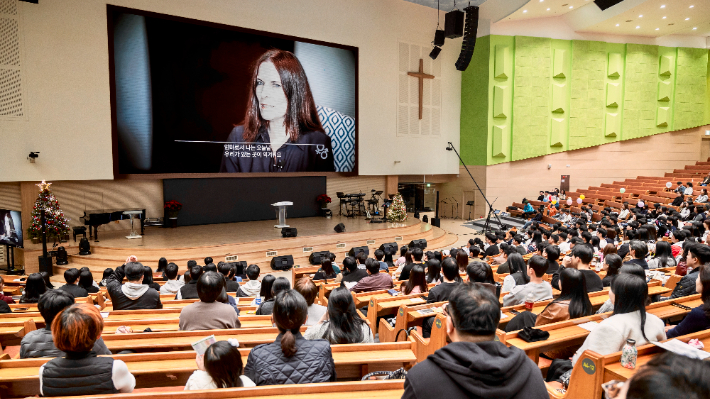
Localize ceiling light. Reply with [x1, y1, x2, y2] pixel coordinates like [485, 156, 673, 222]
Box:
[660, 5, 665, 8]
[662, 16, 667, 19]
[616, 23, 620, 26]
[639, 15, 643, 18]
[540, 0, 544, 2]
[569, 5, 574, 9]
[547, 8, 550, 11]
[693, 27, 697, 30]
[523, 9, 528, 13]
[690, 5, 694, 8]
[655, 28, 659, 30]
[636, 26, 640, 29]
[686, 18, 690, 20]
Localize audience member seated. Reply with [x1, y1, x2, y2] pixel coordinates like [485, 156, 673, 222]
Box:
[341, 256, 368, 289]
[648, 240, 676, 269]
[58, 268, 88, 298]
[237, 264, 262, 297]
[142, 266, 161, 291]
[666, 264, 710, 338]
[556, 244, 604, 292]
[602, 253, 623, 287]
[550, 274, 666, 386]
[374, 249, 389, 271]
[313, 259, 341, 282]
[482, 232, 500, 259]
[494, 245, 516, 274]
[544, 245, 561, 275]
[106, 262, 162, 310]
[217, 262, 241, 292]
[177, 265, 204, 300]
[466, 261, 498, 298]
[671, 244, 710, 299]
[21, 290, 111, 358]
[294, 277, 326, 326]
[428, 258, 462, 303]
[400, 264, 428, 295]
[624, 240, 649, 270]
[160, 263, 184, 295]
[245, 290, 335, 385]
[425, 258, 442, 285]
[185, 340, 255, 390]
[402, 283, 548, 399]
[501, 253, 528, 293]
[0, 275, 15, 304]
[350, 258, 394, 293]
[39, 303, 135, 396]
[304, 285, 374, 343]
[78, 270, 99, 294]
[99, 268, 114, 287]
[502, 255, 553, 307]
[399, 247, 424, 281]
[253, 274, 275, 305]
[20, 272, 46, 304]
[256, 277, 290, 315]
[179, 271, 241, 331]
[536, 268, 592, 327]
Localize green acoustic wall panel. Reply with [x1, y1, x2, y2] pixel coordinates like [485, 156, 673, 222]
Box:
[553, 49, 568, 78]
[460, 36, 490, 166]
[552, 83, 566, 113]
[606, 83, 621, 107]
[550, 118, 565, 146]
[492, 125, 509, 158]
[605, 113, 620, 137]
[495, 45, 510, 79]
[658, 81, 672, 102]
[493, 85, 509, 118]
[623, 44, 662, 140]
[657, 107, 670, 127]
[659, 55, 674, 77]
[674, 47, 708, 130]
[569, 40, 607, 150]
[608, 52, 623, 78]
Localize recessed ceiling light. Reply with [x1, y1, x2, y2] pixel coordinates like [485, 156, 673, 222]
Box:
[523, 9, 528, 13]
[540, 0, 544, 2]
[662, 16, 667, 19]
[685, 17, 690, 20]
[693, 27, 698, 30]
[655, 28, 660, 30]
[616, 23, 620, 26]
[639, 15, 643, 18]
[660, 5, 665, 8]
[690, 5, 694, 8]
[569, 5, 574, 9]
[636, 26, 640, 29]
[547, 8, 550, 11]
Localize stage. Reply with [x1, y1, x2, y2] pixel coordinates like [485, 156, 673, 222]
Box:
[15, 214, 458, 279]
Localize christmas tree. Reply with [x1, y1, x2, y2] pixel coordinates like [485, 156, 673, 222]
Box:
[28, 181, 70, 240]
[387, 193, 407, 222]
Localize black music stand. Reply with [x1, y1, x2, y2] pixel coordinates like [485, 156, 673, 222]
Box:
[466, 201, 474, 220]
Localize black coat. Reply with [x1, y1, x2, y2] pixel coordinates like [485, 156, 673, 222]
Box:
[672, 268, 700, 299]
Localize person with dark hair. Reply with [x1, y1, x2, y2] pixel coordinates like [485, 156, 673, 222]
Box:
[374, 249, 389, 271]
[217, 263, 240, 292]
[179, 272, 240, 331]
[156, 257, 168, 274]
[58, 268, 88, 298]
[237, 264, 261, 297]
[203, 263, 217, 273]
[304, 286, 373, 344]
[185, 340, 255, 389]
[294, 277, 326, 326]
[671, 243, 710, 298]
[466, 261, 498, 298]
[177, 265, 204, 300]
[399, 247, 424, 281]
[142, 266, 161, 292]
[402, 283, 548, 399]
[512, 235, 528, 255]
[105, 262, 162, 310]
[556, 244, 603, 293]
[39, 304, 135, 396]
[502, 255, 553, 306]
[648, 240, 675, 269]
[99, 268, 114, 287]
[501, 253, 529, 293]
[76, 270, 98, 294]
[245, 290, 335, 385]
[340, 256, 367, 288]
[256, 277, 290, 315]
[351, 258, 394, 293]
[313, 259, 341, 282]
[495, 245, 518, 274]
[482, 232, 500, 259]
[204, 257, 213, 266]
[602, 253, 623, 287]
[544, 245, 561, 274]
[427, 258, 462, 304]
[425, 258, 442, 284]
[160, 263, 183, 295]
[401, 264, 428, 295]
[666, 265, 710, 338]
[20, 273, 47, 304]
[20, 290, 111, 358]
[553, 274, 666, 387]
[221, 49, 334, 173]
[536, 268, 592, 327]
[624, 240, 649, 270]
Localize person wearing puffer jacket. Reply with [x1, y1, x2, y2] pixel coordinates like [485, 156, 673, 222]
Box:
[244, 290, 335, 386]
[671, 244, 710, 299]
[106, 263, 162, 310]
[237, 265, 262, 297]
[160, 263, 184, 296]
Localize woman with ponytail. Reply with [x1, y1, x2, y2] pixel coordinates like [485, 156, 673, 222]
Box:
[244, 289, 335, 385]
[304, 285, 373, 344]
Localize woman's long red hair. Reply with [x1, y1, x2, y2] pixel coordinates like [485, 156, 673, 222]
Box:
[242, 49, 324, 143]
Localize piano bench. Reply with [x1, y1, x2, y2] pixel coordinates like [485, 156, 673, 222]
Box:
[72, 226, 87, 242]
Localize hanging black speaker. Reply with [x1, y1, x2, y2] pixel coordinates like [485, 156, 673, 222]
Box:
[434, 29, 446, 46]
[445, 9, 465, 38]
[55, 247, 68, 265]
[455, 6, 479, 72]
[78, 237, 91, 255]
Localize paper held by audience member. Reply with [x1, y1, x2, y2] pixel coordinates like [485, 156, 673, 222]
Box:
[576, 321, 599, 332]
[192, 335, 217, 355]
[653, 339, 710, 360]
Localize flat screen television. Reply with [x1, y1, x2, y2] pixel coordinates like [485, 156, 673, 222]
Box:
[108, 6, 358, 175]
[0, 209, 23, 248]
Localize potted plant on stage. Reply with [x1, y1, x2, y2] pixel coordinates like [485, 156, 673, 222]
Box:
[164, 200, 183, 228]
[316, 194, 332, 218]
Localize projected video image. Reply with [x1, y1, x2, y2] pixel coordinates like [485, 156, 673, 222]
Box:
[110, 6, 357, 174]
[0, 210, 22, 248]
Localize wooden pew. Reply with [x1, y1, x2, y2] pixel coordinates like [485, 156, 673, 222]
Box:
[362, 293, 427, 334]
[378, 301, 447, 343]
[49, 380, 405, 399]
[409, 313, 447, 363]
[0, 342, 416, 397]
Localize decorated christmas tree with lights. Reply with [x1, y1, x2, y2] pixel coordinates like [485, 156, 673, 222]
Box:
[387, 193, 407, 222]
[27, 181, 70, 240]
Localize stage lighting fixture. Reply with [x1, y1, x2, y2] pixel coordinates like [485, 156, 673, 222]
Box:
[55, 247, 68, 265]
[434, 29, 446, 46]
[78, 237, 91, 255]
[455, 5, 479, 72]
[445, 9, 465, 38]
[281, 227, 297, 237]
[594, 0, 626, 11]
[309, 251, 331, 265]
[334, 223, 346, 233]
[429, 46, 442, 60]
[270, 255, 294, 271]
[348, 246, 370, 257]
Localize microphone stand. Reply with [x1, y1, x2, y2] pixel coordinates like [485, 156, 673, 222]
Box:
[446, 142, 504, 232]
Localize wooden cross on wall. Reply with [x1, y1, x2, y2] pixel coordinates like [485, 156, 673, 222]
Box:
[407, 59, 435, 120]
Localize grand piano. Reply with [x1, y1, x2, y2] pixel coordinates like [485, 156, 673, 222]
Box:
[81, 208, 146, 242]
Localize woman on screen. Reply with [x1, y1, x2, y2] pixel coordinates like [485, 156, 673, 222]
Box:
[220, 49, 335, 173]
[0, 212, 18, 245]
